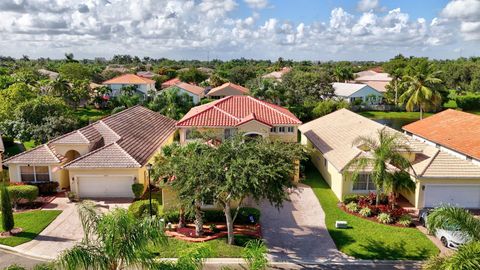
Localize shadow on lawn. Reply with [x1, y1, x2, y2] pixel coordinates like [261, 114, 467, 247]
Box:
[350, 239, 430, 260]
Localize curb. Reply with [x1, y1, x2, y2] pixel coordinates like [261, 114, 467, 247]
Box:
[0, 244, 53, 261]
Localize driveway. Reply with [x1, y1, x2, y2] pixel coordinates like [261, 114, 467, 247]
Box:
[260, 184, 349, 263]
[14, 196, 131, 259]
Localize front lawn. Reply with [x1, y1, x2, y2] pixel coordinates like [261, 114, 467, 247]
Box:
[0, 210, 62, 247]
[74, 107, 111, 125]
[152, 235, 255, 258]
[303, 163, 438, 260]
[358, 111, 432, 120]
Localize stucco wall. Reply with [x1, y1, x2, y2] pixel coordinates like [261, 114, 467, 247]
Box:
[107, 83, 154, 96]
[53, 144, 90, 156]
[177, 88, 201, 104]
[8, 163, 62, 185]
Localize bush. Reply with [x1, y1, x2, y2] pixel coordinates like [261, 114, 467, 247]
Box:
[163, 210, 180, 223]
[1, 184, 14, 232]
[128, 200, 162, 218]
[26, 181, 58, 195]
[455, 93, 480, 110]
[1, 136, 15, 147]
[209, 223, 220, 233]
[345, 202, 359, 213]
[343, 194, 360, 204]
[359, 207, 372, 217]
[398, 214, 412, 227]
[3, 265, 26, 270]
[377, 213, 392, 224]
[33, 263, 55, 270]
[111, 106, 126, 114]
[242, 240, 268, 270]
[7, 185, 38, 204]
[131, 183, 144, 199]
[312, 99, 349, 118]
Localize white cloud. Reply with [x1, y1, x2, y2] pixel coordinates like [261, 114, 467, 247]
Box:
[357, 0, 379, 12]
[244, 0, 268, 9]
[441, 0, 480, 40]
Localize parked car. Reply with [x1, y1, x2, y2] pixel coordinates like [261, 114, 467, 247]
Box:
[419, 208, 471, 249]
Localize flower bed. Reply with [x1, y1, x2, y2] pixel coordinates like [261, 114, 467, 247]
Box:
[165, 223, 261, 242]
[341, 193, 414, 227]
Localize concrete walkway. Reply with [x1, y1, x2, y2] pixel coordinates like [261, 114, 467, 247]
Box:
[13, 197, 131, 259]
[260, 184, 350, 263]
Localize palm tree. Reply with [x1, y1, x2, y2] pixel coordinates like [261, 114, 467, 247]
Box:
[424, 206, 480, 270]
[399, 63, 443, 119]
[57, 201, 167, 270]
[333, 66, 354, 82]
[346, 128, 413, 206]
[48, 77, 71, 97]
[383, 172, 416, 208]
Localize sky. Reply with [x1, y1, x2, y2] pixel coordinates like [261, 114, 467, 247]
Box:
[0, 0, 479, 61]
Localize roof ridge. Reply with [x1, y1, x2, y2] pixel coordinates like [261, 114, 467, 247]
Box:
[213, 106, 240, 122]
[247, 96, 301, 123]
[62, 142, 115, 168]
[114, 142, 142, 167]
[3, 144, 60, 164]
[77, 130, 90, 143]
[97, 120, 122, 141]
[177, 97, 233, 126]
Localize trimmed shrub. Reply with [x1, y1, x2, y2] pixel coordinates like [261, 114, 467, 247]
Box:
[131, 183, 144, 199]
[163, 210, 180, 223]
[1, 184, 14, 232]
[128, 200, 162, 218]
[398, 214, 412, 227]
[343, 194, 360, 204]
[345, 202, 359, 213]
[3, 265, 27, 270]
[26, 181, 58, 195]
[7, 185, 39, 204]
[203, 210, 225, 223]
[359, 207, 372, 217]
[455, 94, 480, 110]
[377, 213, 393, 224]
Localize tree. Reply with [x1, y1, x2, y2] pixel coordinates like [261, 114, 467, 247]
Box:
[15, 96, 71, 126]
[424, 206, 480, 270]
[0, 83, 36, 121]
[64, 53, 78, 63]
[333, 65, 354, 82]
[31, 116, 79, 144]
[383, 171, 416, 208]
[312, 99, 349, 118]
[148, 88, 194, 120]
[154, 142, 215, 236]
[226, 66, 257, 85]
[247, 78, 285, 105]
[346, 129, 412, 206]
[399, 61, 443, 119]
[383, 54, 408, 105]
[57, 201, 167, 270]
[178, 68, 208, 84]
[58, 62, 92, 81]
[1, 183, 14, 233]
[48, 77, 71, 97]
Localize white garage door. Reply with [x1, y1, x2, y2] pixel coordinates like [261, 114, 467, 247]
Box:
[424, 185, 480, 208]
[77, 175, 134, 198]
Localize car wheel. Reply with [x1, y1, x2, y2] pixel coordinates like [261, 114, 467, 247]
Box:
[440, 237, 448, 247]
[419, 217, 425, 226]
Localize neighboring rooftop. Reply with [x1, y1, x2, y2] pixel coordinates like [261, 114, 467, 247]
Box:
[206, 82, 249, 97]
[103, 74, 155, 85]
[332, 82, 377, 97]
[403, 109, 480, 160]
[167, 82, 205, 96]
[177, 95, 301, 127]
[299, 109, 480, 178]
[38, 69, 59, 80]
[355, 72, 392, 82]
[262, 67, 292, 81]
[161, 77, 181, 88]
[137, 71, 156, 79]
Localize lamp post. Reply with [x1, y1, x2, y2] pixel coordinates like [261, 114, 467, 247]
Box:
[146, 163, 153, 217]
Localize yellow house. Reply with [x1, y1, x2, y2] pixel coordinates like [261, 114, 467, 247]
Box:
[299, 109, 480, 209]
[4, 106, 177, 199]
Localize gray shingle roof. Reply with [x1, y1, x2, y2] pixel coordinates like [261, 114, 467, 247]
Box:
[63, 143, 141, 168]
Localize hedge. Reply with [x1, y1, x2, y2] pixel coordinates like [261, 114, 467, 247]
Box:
[131, 183, 144, 199]
[25, 181, 59, 195]
[455, 94, 480, 110]
[128, 200, 163, 218]
[162, 207, 261, 225]
[7, 185, 39, 204]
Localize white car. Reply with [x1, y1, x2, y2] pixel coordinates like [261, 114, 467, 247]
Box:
[434, 227, 470, 250]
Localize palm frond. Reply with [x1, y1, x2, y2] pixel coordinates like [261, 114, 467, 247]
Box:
[56, 244, 109, 270]
[76, 201, 100, 243]
[441, 241, 480, 270]
[427, 206, 480, 241]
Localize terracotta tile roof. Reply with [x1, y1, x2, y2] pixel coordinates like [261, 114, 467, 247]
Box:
[167, 82, 205, 96]
[235, 113, 272, 127]
[161, 78, 181, 88]
[206, 82, 249, 97]
[6, 106, 176, 168]
[403, 109, 480, 160]
[300, 109, 480, 178]
[103, 74, 155, 85]
[177, 96, 301, 127]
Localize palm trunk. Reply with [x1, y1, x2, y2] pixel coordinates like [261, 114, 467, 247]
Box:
[178, 207, 186, 228]
[394, 80, 398, 106]
[419, 107, 423, 120]
[194, 198, 204, 237]
[224, 203, 235, 245]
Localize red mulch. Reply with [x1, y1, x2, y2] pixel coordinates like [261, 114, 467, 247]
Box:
[339, 205, 416, 228]
[165, 223, 261, 242]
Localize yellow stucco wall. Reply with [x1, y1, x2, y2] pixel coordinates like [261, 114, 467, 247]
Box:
[8, 163, 62, 185]
[53, 144, 90, 156]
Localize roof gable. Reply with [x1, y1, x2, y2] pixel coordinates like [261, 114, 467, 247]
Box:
[103, 74, 155, 85]
[63, 143, 140, 168]
[207, 82, 249, 96]
[4, 145, 61, 165]
[168, 82, 205, 96]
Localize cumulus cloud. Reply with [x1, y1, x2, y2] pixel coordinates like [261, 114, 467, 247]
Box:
[0, 0, 474, 59]
[357, 0, 382, 12]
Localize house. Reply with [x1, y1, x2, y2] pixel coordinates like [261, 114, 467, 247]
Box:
[164, 82, 205, 104]
[38, 69, 59, 80]
[0, 136, 4, 172]
[161, 78, 181, 89]
[299, 109, 480, 209]
[354, 70, 392, 93]
[3, 106, 176, 199]
[262, 67, 292, 81]
[205, 82, 249, 99]
[137, 71, 156, 79]
[177, 95, 302, 145]
[332, 82, 383, 105]
[102, 74, 156, 96]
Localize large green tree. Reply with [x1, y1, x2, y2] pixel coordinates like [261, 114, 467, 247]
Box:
[346, 129, 413, 206]
[0, 83, 36, 121]
[148, 88, 194, 120]
[178, 68, 208, 84]
[58, 62, 93, 81]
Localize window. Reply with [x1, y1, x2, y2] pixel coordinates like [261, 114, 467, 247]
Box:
[352, 173, 375, 191]
[224, 128, 236, 139]
[270, 127, 277, 133]
[20, 166, 50, 182]
[287, 127, 294, 133]
[278, 126, 286, 133]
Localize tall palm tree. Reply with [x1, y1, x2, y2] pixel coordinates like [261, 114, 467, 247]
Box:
[48, 77, 71, 97]
[399, 63, 443, 119]
[424, 206, 480, 270]
[346, 128, 413, 206]
[333, 66, 354, 82]
[57, 201, 167, 270]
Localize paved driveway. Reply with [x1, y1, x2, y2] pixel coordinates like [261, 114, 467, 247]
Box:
[14, 196, 131, 259]
[260, 184, 349, 263]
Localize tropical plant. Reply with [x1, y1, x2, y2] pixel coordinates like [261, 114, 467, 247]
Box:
[398, 214, 412, 227]
[1, 183, 14, 232]
[242, 240, 269, 270]
[148, 87, 194, 120]
[345, 202, 359, 213]
[333, 65, 354, 82]
[359, 207, 372, 217]
[399, 62, 443, 119]
[346, 128, 413, 206]
[56, 201, 167, 270]
[377, 213, 392, 224]
[383, 172, 416, 208]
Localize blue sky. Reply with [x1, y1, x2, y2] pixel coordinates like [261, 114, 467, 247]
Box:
[0, 0, 478, 60]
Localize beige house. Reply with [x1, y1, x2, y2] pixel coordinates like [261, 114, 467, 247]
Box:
[205, 82, 249, 99]
[164, 82, 205, 104]
[299, 109, 480, 209]
[176, 95, 301, 145]
[4, 106, 176, 199]
[103, 74, 156, 96]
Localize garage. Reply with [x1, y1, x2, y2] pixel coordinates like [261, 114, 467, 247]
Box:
[77, 175, 135, 198]
[424, 184, 480, 208]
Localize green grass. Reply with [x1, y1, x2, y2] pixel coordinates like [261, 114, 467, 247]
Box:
[358, 111, 433, 120]
[0, 210, 62, 247]
[467, 110, 480, 115]
[302, 163, 439, 260]
[74, 107, 111, 124]
[22, 140, 36, 150]
[152, 235, 255, 258]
